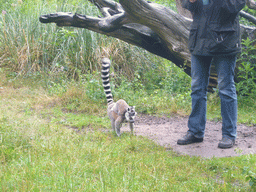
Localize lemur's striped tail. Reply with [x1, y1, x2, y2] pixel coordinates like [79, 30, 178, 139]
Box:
[101, 58, 113, 105]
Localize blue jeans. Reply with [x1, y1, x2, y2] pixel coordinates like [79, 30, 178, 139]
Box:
[188, 55, 237, 140]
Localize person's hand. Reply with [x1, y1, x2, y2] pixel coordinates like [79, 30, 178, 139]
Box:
[189, 0, 197, 3]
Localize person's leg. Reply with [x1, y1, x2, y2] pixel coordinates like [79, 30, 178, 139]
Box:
[188, 55, 213, 138]
[178, 55, 212, 145]
[213, 55, 237, 148]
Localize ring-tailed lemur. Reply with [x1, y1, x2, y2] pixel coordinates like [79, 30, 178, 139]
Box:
[101, 58, 137, 136]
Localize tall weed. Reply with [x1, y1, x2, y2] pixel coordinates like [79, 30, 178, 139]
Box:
[236, 38, 256, 98]
[0, 0, 101, 76]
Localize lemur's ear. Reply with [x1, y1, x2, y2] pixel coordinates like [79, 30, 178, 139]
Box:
[133, 106, 136, 109]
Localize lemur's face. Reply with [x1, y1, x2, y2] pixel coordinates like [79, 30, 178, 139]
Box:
[125, 106, 137, 123]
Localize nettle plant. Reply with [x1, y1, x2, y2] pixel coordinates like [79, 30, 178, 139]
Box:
[236, 38, 256, 98]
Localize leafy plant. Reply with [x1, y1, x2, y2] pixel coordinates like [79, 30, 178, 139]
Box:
[236, 38, 256, 98]
[243, 167, 256, 189]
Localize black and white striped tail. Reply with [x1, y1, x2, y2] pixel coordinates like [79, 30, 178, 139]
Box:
[101, 58, 113, 105]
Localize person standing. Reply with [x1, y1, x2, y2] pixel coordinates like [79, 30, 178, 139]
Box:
[177, 0, 246, 148]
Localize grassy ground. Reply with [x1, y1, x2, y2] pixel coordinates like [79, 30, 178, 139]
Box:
[0, 73, 255, 191]
[0, 0, 255, 191]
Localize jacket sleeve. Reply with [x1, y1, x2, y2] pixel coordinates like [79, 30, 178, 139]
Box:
[220, 0, 246, 22]
[221, 0, 246, 14]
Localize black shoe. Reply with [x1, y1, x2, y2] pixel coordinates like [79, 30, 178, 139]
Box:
[177, 132, 203, 145]
[218, 137, 235, 149]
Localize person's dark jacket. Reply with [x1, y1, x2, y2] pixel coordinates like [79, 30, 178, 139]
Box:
[182, 0, 246, 56]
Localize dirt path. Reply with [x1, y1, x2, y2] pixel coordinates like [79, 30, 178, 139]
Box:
[122, 114, 256, 158]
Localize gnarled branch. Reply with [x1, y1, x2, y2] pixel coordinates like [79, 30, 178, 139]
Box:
[39, 0, 256, 90]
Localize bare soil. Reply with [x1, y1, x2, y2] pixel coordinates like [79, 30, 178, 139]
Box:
[122, 114, 256, 158]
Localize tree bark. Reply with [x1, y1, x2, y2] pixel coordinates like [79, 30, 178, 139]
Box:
[39, 0, 256, 90]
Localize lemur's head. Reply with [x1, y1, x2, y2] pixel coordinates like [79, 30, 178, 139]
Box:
[125, 106, 137, 123]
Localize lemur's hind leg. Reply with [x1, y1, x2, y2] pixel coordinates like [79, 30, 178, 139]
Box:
[111, 119, 115, 132]
[129, 123, 134, 135]
[115, 116, 123, 137]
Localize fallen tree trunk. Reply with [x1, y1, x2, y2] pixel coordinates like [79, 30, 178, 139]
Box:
[39, 0, 256, 90]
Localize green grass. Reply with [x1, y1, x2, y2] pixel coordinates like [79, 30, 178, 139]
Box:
[0, 0, 255, 190]
[0, 73, 255, 191]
